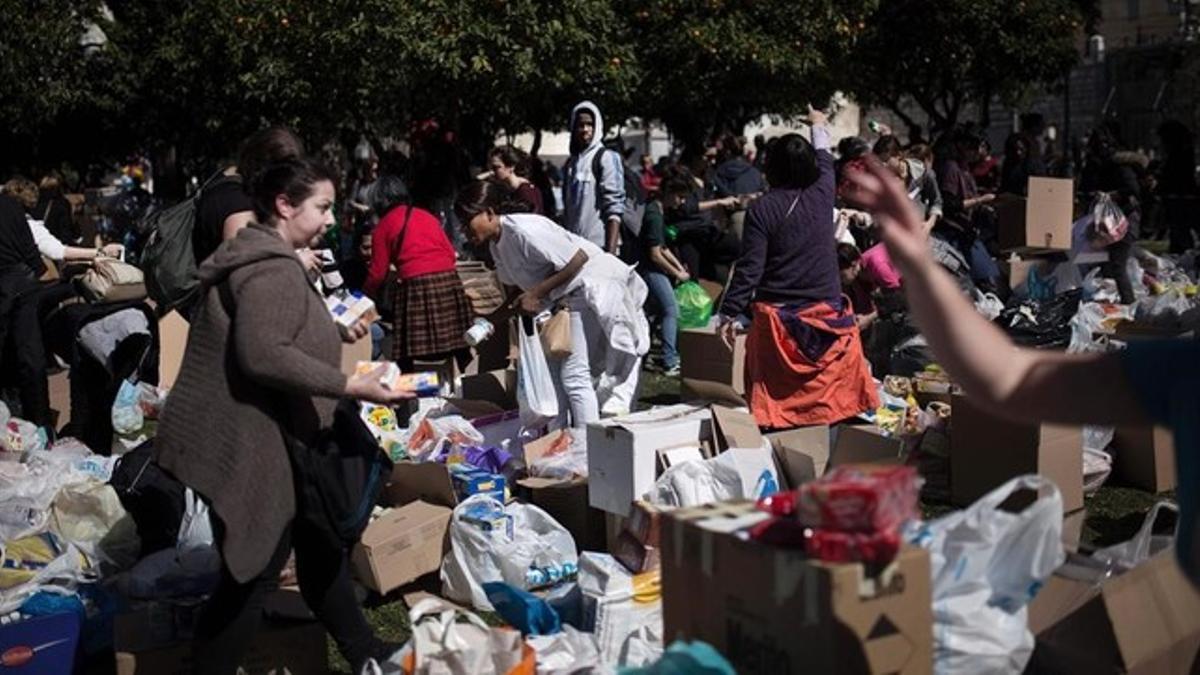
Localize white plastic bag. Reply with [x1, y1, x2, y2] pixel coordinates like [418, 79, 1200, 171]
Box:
[404, 414, 485, 462]
[1082, 445, 1113, 494]
[116, 488, 219, 598]
[409, 596, 526, 675]
[647, 457, 741, 508]
[1092, 501, 1177, 573]
[49, 479, 140, 570]
[973, 291, 1004, 321]
[0, 533, 92, 614]
[907, 475, 1065, 675]
[617, 603, 664, 667]
[527, 625, 602, 674]
[516, 320, 558, 429]
[441, 495, 578, 611]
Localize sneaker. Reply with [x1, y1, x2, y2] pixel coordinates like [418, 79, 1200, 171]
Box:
[663, 364, 681, 377]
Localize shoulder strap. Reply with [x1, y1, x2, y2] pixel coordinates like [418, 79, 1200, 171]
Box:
[388, 204, 416, 274]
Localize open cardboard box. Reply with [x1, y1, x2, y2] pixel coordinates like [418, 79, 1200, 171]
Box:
[679, 327, 746, 406]
[995, 177, 1075, 252]
[949, 394, 1084, 512]
[1113, 426, 1176, 493]
[1027, 549, 1200, 674]
[767, 425, 830, 486]
[351, 500, 452, 594]
[830, 425, 907, 467]
[515, 430, 607, 552]
[662, 501, 932, 674]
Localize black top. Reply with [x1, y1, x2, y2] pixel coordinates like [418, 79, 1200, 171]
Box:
[632, 201, 668, 269]
[193, 177, 253, 265]
[0, 194, 42, 276]
[36, 195, 76, 244]
[719, 148, 839, 317]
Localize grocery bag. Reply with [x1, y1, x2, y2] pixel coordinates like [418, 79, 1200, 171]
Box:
[516, 319, 558, 429]
[674, 281, 713, 330]
[1092, 500, 1177, 573]
[907, 475, 1065, 675]
[441, 495, 577, 611]
[1087, 192, 1129, 246]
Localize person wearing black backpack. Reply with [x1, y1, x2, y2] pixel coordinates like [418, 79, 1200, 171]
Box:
[156, 157, 411, 674]
[562, 101, 628, 253]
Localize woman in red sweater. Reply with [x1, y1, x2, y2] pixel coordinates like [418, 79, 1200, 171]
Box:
[364, 175, 472, 370]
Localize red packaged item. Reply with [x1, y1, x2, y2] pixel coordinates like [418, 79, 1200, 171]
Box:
[755, 489, 799, 518]
[748, 516, 808, 548]
[805, 528, 902, 564]
[796, 464, 920, 533]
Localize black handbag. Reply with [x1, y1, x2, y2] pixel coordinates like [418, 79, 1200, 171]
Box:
[289, 398, 394, 547]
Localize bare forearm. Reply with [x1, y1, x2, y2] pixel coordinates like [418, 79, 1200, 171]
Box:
[532, 250, 587, 299]
[902, 256, 1147, 425]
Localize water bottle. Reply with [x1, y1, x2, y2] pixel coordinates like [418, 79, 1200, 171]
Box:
[464, 318, 495, 346]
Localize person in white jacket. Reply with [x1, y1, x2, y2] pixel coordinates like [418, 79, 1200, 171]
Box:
[562, 101, 626, 253]
[455, 180, 648, 426]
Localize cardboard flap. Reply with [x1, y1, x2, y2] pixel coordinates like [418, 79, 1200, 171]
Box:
[681, 378, 745, 407]
[1102, 550, 1200, 669]
[657, 445, 706, 472]
[360, 501, 452, 546]
[385, 462, 457, 508]
[711, 405, 764, 452]
[831, 426, 905, 467]
[768, 426, 831, 486]
[1026, 177, 1074, 250]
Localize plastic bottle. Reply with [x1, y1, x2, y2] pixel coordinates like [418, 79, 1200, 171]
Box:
[464, 318, 495, 347]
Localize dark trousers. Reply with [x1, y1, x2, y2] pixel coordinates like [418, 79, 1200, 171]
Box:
[1166, 197, 1200, 254]
[193, 502, 380, 674]
[0, 273, 51, 429]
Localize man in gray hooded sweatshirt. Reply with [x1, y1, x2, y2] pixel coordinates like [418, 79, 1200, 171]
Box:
[562, 101, 626, 252]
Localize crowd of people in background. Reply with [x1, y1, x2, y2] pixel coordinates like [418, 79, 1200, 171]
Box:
[2, 99, 1200, 671]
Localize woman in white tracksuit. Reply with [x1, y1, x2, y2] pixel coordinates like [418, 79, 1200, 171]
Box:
[455, 180, 648, 427]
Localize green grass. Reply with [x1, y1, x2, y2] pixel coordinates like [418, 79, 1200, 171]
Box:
[342, 368, 1173, 669]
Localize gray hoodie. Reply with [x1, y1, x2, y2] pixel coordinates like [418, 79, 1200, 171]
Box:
[562, 101, 625, 247]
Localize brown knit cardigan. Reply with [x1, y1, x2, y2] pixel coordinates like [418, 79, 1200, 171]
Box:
[157, 225, 348, 583]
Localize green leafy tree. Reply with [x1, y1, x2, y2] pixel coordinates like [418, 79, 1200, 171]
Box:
[623, 0, 877, 149]
[843, 0, 1089, 133]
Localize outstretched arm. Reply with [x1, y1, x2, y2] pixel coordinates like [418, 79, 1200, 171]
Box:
[848, 158, 1149, 427]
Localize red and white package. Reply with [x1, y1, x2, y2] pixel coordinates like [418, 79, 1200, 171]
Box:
[795, 464, 920, 533]
[804, 527, 902, 564]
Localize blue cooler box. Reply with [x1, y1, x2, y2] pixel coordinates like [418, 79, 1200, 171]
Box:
[0, 612, 81, 674]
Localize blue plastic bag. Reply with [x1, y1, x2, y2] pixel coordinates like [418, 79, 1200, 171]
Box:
[482, 581, 561, 636]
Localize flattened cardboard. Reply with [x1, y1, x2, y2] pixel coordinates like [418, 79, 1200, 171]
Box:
[767, 426, 831, 486]
[662, 503, 932, 674]
[996, 177, 1074, 252]
[710, 405, 764, 452]
[384, 461, 458, 509]
[114, 601, 326, 675]
[586, 405, 713, 517]
[680, 328, 746, 406]
[1030, 550, 1200, 674]
[1113, 426, 1176, 493]
[460, 369, 518, 411]
[830, 425, 906, 467]
[352, 500, 452, 594]
[950, 394, 1084, 512]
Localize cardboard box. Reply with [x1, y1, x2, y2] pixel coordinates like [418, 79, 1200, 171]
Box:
[384, 461, 459, 509]
[679, 327, 746, 406]
[48, 370, 70, 427]
[1028, 550, 1200, 674]
[157, 310, 190, 390]
[516, 431, 606, 552]
[114, 601, 327, 675]
[1112, 426, 1176, 493]
[995, 177, 1074, 251]
[612, 530, 661, 573]
[1062, 509, 1086, 554]
[950, 395, 1084, 512]
[0, 611, 80, 674]
[662, 502, 933, 674]
[351, 500, 452, 594]
[587, 405, 714, 517]
[711, 405, 764, 452]
[830, 425, 907, 467]
[767, 426, 831, 486]
[459, 369, 518, 410]
[450, 466, 506, 502]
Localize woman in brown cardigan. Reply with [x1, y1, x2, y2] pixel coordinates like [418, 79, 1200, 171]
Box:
[157, 156, 410, 674]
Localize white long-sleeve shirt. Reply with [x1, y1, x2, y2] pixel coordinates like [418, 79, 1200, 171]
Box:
[26, 218, 66, 261]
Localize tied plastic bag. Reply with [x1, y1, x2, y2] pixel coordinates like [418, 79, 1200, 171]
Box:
[3, 418, 47, 456]
[441, 495, 578, 611]
[1087, 193, 1130, 246]
[111, 379, 144, 435]
[516, 319, 558, 429]
[49, 479, 140, 570]
[905, 475, 1065, 675]
[674, 281, 714, 329]
[0, 532, 91, 615]
[364, 597, 532, 675]
[1092, 501, 1177, 573]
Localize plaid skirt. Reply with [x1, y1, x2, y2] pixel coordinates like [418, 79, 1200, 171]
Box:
[392, 270, 473, 361]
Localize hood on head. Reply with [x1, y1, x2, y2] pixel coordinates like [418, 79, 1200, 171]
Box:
[570, 101, 605, 155]
[197, 224, 303, 288]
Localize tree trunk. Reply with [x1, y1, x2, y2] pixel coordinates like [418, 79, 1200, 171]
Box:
[530, 128, 543, 158]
